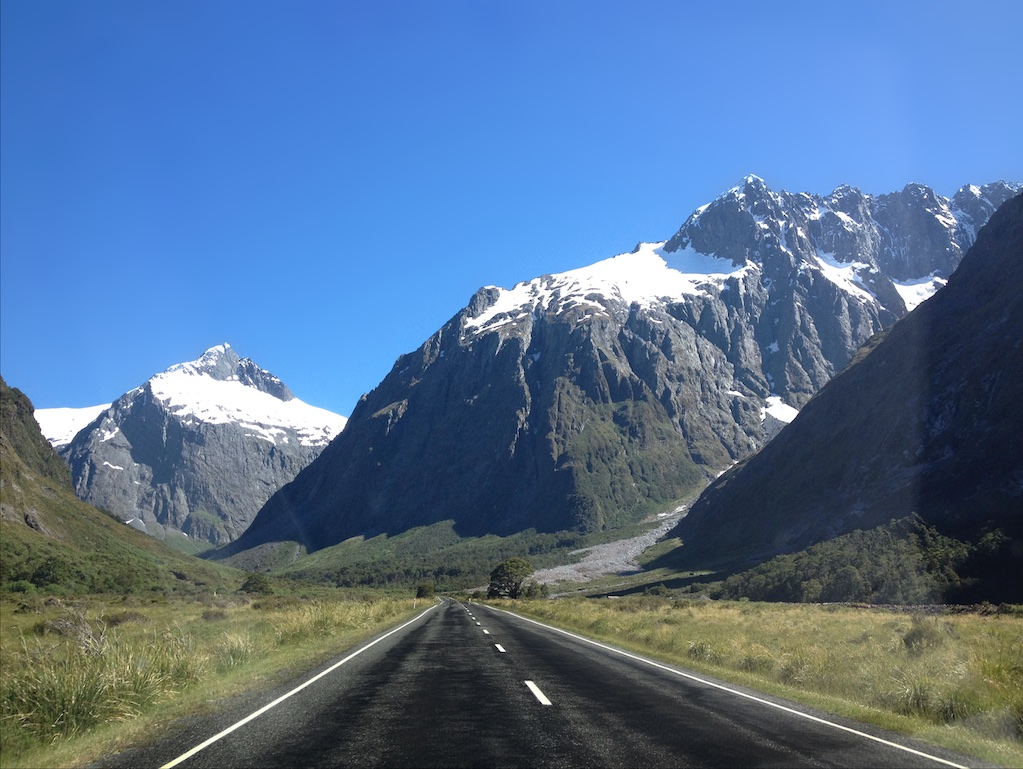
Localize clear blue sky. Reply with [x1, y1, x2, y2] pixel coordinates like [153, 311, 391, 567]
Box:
[3, 1, 1021, 418]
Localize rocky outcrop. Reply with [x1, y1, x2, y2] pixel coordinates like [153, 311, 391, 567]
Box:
[59, 345, 346, 547]
[663, 177, 1019, 405]
[218, 179, 1019, 558]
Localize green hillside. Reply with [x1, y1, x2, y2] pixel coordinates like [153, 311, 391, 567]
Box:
[658, 515, 1015, 605]
[219, 516, 667, 592]
[0, 378, 241, 595]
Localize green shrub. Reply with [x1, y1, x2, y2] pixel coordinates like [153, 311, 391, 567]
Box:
[239, 574, 274, 594]
[488, 557, 533, 599]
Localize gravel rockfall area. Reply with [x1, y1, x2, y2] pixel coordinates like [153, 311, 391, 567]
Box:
[532, 509, 685, 587]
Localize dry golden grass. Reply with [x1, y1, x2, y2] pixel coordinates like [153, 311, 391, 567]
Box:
[507, 597, 1023, 767]
[0, 593, 419, 768]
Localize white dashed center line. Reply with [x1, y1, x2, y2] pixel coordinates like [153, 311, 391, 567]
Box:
[524, 680, 552, 705]
[495, 644, 507, 653]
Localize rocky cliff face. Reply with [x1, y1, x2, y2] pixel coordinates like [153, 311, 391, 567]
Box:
[670, 193, 1023, 569]
[662, 178, 1019, 406]
[57, 345, 346, 546]
[220, 179, 1019, 557]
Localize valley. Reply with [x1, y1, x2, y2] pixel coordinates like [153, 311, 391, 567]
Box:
[3, 181, 1021, 769]
[5, 2, 1023, 765]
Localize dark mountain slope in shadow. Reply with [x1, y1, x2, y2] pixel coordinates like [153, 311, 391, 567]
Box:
[665, 194, 1023, 590]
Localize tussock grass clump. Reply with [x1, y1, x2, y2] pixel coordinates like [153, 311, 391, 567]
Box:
[902, 615, 954, 654]
[105, 611, 150, 627]
[2, 626, 203, 755]
[738, 645, 775, 675]
[507, 597, 1023, 766]
[686, 640, 722, 663]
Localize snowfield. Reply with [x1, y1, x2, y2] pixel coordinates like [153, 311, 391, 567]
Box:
[34, 404, 111, 449]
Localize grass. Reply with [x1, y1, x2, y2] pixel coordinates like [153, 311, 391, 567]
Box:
[0, 591, 422, 768]
[159, 528, 216, 556]
[501, 596, 1023, 767]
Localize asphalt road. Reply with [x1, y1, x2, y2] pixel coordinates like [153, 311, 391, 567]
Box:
[100, 598, 985, 768]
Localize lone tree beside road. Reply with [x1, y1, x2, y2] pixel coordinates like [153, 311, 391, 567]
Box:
[416, 581, 435, 598]
[488, 557, 533, 598]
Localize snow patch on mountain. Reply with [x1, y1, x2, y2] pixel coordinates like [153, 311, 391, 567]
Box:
[813, 251, 877, 304]
[149, 364, 346, 447]
[762, 396, 799, 424]
[465, 242, 750, 335]
[35, 404, 111, 449]
[893, 275, 948, 311]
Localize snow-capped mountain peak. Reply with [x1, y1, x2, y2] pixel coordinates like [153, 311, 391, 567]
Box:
[461, 177, 1018, 415]
[163, 343, 294, 401]
[55, 345, 348, 546]
[130, 344, 343, 448]
[464, 178, 1020, 342]
[725, 173, 770, 198]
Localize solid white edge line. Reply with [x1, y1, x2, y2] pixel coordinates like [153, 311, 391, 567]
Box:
[525, 680, 552, 705]
[159, 604, 439, 769]
[483, 605, 968, 769]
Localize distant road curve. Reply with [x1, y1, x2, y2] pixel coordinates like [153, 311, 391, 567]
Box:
[101, 598, 986, 768]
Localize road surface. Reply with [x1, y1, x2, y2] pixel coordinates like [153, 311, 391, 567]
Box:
[101, 598, 985, 768]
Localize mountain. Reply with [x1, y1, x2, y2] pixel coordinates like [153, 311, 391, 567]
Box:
[667, 193, 1023, 587]
[216, 178, 1019, 562]
[53, 344, 347, 548]
[0, 376, 235, 594]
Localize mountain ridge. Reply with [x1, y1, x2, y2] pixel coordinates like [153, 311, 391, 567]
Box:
[215, 177, 1018, 564]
